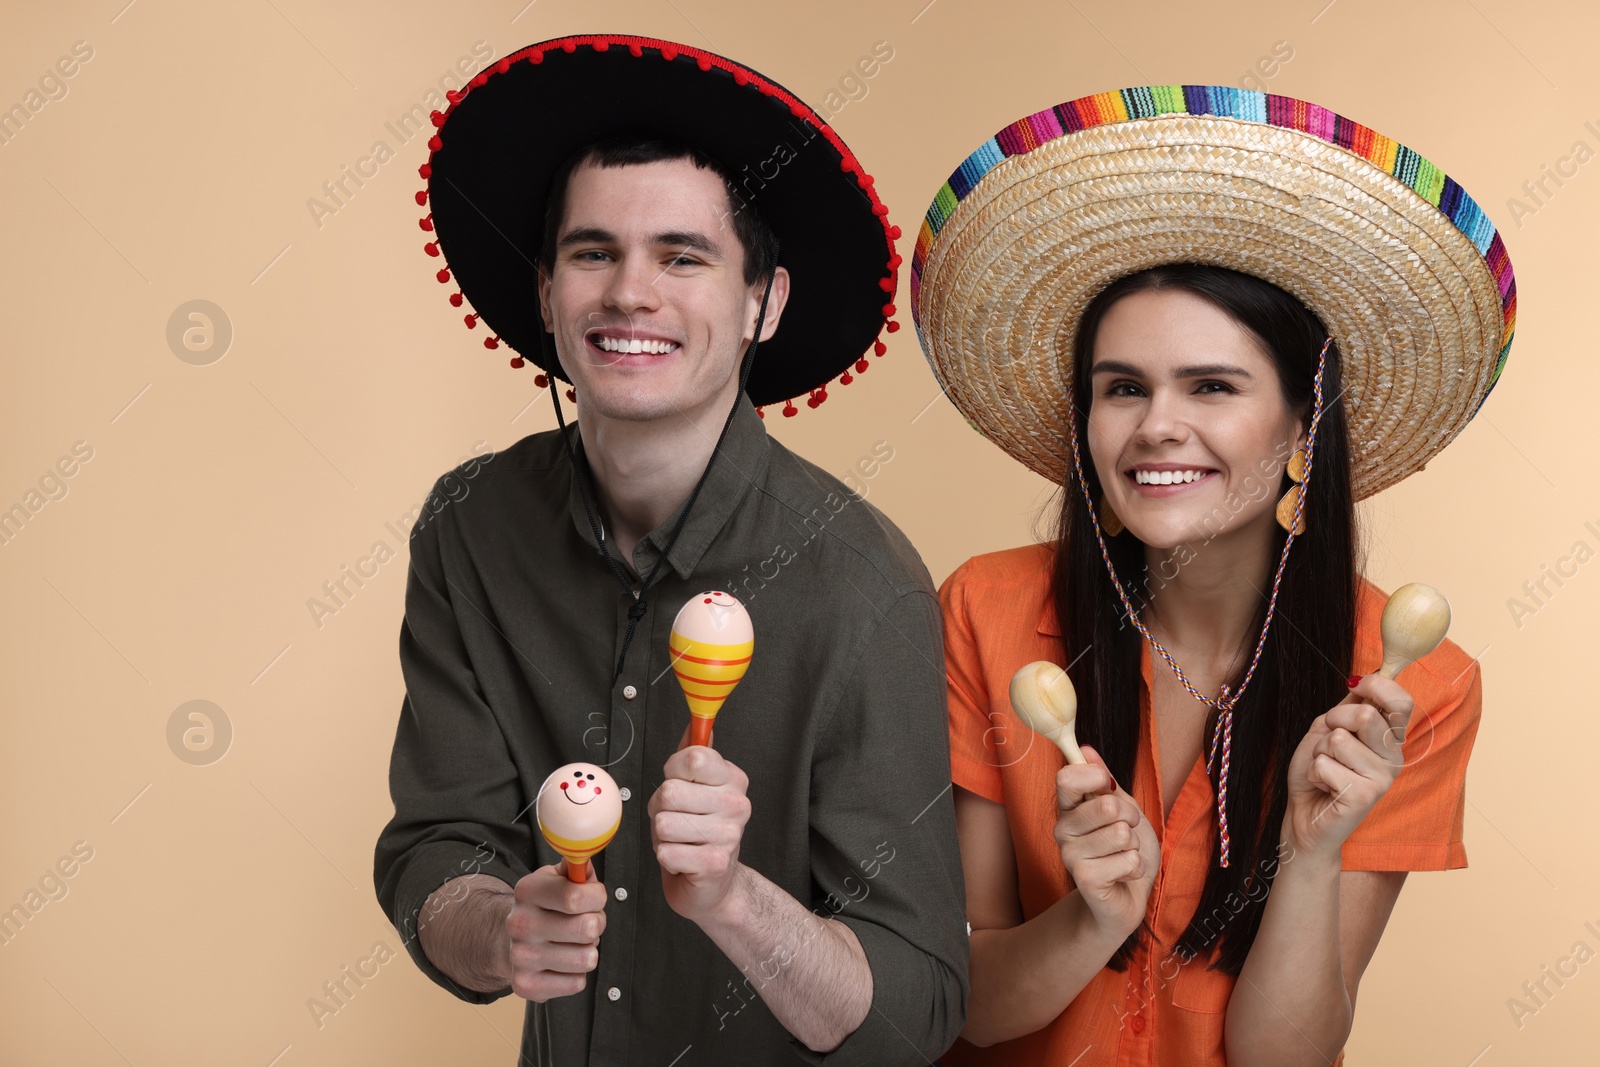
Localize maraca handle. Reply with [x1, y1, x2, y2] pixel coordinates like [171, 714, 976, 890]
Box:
[1375, 656, 1409, 681]
[688, 716, 714, 750]
[1056, 732, 1086, 766]
[561, 858, 590, 884]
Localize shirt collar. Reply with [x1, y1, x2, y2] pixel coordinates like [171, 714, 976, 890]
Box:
[566, 396, 769, 582]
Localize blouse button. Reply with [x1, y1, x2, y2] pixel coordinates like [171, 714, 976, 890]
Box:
[619, 787, 632, 802]
[614, 887, 628, 901]
[607, 986, 622, 1002]
[622, 685, 637, 699]
[1131, 1015, 1147, 1034]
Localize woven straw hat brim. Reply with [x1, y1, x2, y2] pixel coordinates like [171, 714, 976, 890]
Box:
[912, 90, 1516, 501]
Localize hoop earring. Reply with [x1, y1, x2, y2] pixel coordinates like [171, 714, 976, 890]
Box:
[1099, 494, 1125, 537]
[1275, 448, 1307, 534]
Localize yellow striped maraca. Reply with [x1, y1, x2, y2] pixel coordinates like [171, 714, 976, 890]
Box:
[537, 763, 622, 883]
[670, 590, 753, 749]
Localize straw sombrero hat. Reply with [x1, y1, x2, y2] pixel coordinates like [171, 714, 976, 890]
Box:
[420, 34, 903, 416]
[910, 86, 1516, 499]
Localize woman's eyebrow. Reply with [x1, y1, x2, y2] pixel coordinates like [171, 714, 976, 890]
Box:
[1090, 359, 1254, 379]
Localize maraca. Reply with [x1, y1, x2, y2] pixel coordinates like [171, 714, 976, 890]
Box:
[670, 590, 753, 749]
[536, 762, 623, 884]
[1010, 660, 1084, 764]
[1375, 582, 1452, 679]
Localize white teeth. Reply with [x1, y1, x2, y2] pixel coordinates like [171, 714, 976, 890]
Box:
[1134, 469, 1209, 485]
[592, 335, 678, 355]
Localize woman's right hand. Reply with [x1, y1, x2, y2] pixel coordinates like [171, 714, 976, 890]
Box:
[1054, 744, 1160, 940]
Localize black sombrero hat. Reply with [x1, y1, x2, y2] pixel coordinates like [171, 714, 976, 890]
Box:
[417, 34, 904, 416]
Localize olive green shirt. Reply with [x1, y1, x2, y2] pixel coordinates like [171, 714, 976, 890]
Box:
[374, 398, 967, 1065]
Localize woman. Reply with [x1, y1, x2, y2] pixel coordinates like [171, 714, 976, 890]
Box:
[910, 87, 1514, 1065]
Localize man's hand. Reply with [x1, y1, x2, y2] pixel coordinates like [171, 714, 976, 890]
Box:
[504, 864, 609, 1002]
[648, 742, 752, 924]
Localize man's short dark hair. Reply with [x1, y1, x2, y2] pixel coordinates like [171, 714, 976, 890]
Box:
[539, 136, 779, 285]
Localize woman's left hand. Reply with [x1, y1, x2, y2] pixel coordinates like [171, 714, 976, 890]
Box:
[1282, 674, 1415, 861]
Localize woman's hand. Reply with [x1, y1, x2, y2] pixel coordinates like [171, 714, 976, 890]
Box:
[1283, 674, 1415, 861]
[1053, 744, 1160, 940]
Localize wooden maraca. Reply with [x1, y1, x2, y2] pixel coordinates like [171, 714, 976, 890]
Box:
[1010, 661, 1084, 764]
[1374, 582, 1452, 679]
[670, 590, 753, 749]
[536, 762, 623, 884]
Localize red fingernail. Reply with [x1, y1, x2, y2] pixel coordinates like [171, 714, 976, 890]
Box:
[1346, 674, 1362, 689]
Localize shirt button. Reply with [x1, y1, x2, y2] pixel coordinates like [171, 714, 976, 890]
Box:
[1131, 1015, 1147, 1034]
[607, 986, 622, 1002]
[614, 887, 628, 902]
[619, 787, 631, 802]
[622, 685, 637, 700]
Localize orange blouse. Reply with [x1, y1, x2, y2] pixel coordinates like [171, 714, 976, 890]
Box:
[940, 543, 1483, 1067]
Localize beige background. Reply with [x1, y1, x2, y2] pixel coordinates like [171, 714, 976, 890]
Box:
[1, 0, 1594, 1063]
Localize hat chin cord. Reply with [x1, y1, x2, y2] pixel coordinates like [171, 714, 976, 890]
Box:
[542, 259, 778, 687]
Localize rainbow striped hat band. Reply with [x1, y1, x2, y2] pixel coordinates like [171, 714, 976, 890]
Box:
[911, 85, 1517, 501]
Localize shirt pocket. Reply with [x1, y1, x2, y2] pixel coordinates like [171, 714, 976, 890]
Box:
[1170, 956, 1234, 1014]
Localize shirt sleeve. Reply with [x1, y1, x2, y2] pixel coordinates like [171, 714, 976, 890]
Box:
[939, 560, 1007, 804]
[372, 473, 536, 1003]
[1341, 657, 1483, 871]
[793, 587, 969, 1066]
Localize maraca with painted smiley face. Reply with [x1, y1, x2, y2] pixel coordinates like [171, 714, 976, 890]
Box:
[536, 762, 623, 883]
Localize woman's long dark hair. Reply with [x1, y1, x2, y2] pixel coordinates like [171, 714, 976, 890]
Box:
[1054, 264, 1359, 975]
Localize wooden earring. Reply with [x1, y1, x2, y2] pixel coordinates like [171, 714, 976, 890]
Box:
[1275, 448, 1307, 534]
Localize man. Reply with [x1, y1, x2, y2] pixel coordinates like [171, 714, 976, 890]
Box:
[373, 35, 967, 1066]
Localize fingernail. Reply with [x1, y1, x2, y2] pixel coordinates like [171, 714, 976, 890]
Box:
[1346, 674, 1361, 689]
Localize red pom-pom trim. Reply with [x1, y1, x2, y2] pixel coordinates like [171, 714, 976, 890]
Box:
[593, 41, 610, 52]
[756, 405, 765, 419]
[418, 163, 432, 179]
[839, 371, 853, 385]
[881, 303, 895, 316]
[415, 190, 428, 205]
[782, 401, 798, 417]
[855, 358, 870, 373]
[427, 135, 442, 151]
[565, 388, 577, 401]
[445, 90, 460, 104]
[888, 225, 902, 240]
[449, 292, 463, 307]
[885, 320, 901, 333]
[484, 336, 500, 349]
[419, 215, 434, 231]
[509, 356, 525, 368]
[497, 58, 512, 72]
[878, 277, 895, 292]
[464, 314, 478, 328]
[629, 44, 643, 57]
[874, 341, 887, 356]
[436, 269, 451, 283]
[561, 41, 577, 53]
[424, 241, 440, 257]
[534, 373, 549, 388]
[430, 110, 445, 128]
